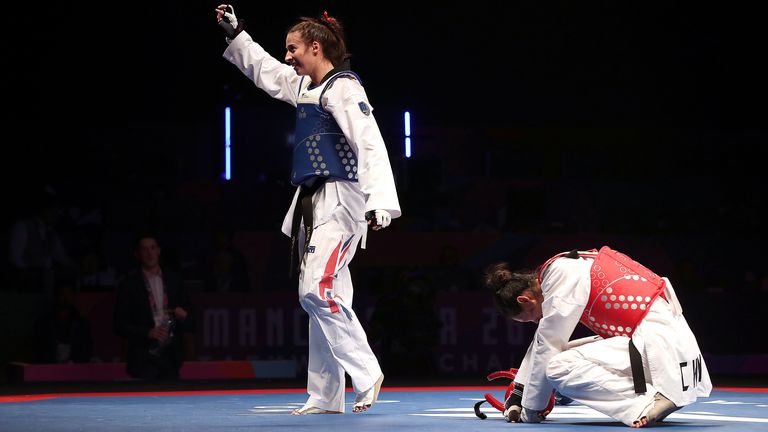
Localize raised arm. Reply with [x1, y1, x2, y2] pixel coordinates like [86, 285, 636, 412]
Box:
[216, 5, 303, 106]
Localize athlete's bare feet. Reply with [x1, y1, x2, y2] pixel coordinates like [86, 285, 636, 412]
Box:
[291, 406, 341, 415]
[352, 374, 384, 413]
[631, 392, 679, 428]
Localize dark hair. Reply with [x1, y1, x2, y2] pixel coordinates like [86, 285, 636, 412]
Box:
[288, 12, 348, 67]
[133, 231, 160, 250]
[484, 262, 537, 318]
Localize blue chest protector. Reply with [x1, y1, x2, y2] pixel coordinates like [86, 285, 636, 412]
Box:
[291, 71, 361, 186]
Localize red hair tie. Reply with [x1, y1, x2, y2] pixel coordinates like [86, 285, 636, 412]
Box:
[322, 11, 335, 24]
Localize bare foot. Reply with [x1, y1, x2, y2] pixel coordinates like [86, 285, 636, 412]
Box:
[353, 374, 384, 413]
[632, 393, 679, 428]
[292, 406, 341, 415]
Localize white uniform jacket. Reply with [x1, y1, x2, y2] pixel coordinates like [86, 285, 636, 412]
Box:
[519, 257, 711, 411]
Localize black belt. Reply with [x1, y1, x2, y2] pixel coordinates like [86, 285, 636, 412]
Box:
[289, 179, 326, 278]
[629, 339, 647, 394]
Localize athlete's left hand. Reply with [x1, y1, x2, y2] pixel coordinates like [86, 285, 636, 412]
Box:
[365, 210, 391, 231]
[520, 407, 545, 423]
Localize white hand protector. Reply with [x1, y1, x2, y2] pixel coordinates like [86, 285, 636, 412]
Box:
[503, 405, 522, 422]
[503, 381, 524, 422]
[375, 210, 391, 228]
[365, 210, 391, 230]
[221, 4, 238, 28]
[217, 4, 240, 39]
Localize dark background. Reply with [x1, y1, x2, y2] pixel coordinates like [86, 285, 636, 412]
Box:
[8, 1, 768, 184]
[3, 1, 767, 386]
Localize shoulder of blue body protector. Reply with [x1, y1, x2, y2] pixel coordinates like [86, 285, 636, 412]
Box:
[319, 70, 365, 109]
[324, 70, 363, 88]
[296, 75, 310, 100]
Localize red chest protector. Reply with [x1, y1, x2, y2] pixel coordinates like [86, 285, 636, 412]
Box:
[538, 246, 666, 338]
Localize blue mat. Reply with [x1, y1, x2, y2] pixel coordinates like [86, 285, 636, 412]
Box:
[1, 388, 766, 431]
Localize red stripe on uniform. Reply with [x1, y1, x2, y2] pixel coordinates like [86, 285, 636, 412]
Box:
[327, 298, 340, 313]
[319, 240, 342, 313]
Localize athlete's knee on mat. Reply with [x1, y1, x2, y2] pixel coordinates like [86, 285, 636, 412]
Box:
[546, 350, 580, 385]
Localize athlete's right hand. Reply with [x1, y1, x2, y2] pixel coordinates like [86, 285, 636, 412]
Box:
[215, 4, 236, 24]
[503, 381, 524, 422]
[215, 4, 240, 39]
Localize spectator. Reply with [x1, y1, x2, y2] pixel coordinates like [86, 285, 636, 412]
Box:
[77, 249, 117, 291]
[204, 230, 250, 292]
[113, 233, 193, 380]
[8, 187, 75, 295]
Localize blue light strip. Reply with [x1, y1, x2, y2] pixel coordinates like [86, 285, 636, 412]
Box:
[404, 111, 411, 158]
[224, 106, 231, 180]
[404, 111, 411, 137]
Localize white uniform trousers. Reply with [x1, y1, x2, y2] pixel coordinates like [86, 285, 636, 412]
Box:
[297, 204, 382, 412]
[545, 336, 658, 426]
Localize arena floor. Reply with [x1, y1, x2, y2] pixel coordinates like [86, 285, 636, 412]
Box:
[1, 383, 766, 431]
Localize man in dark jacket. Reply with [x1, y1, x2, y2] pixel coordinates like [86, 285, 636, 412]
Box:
[113, 233, 193, 380]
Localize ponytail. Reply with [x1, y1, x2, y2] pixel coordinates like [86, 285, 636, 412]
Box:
[484, 262, 537, 318]
[289, 11, 349, 67]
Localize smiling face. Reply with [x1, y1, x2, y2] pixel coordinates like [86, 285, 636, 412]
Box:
[284, 31, 317, 77]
